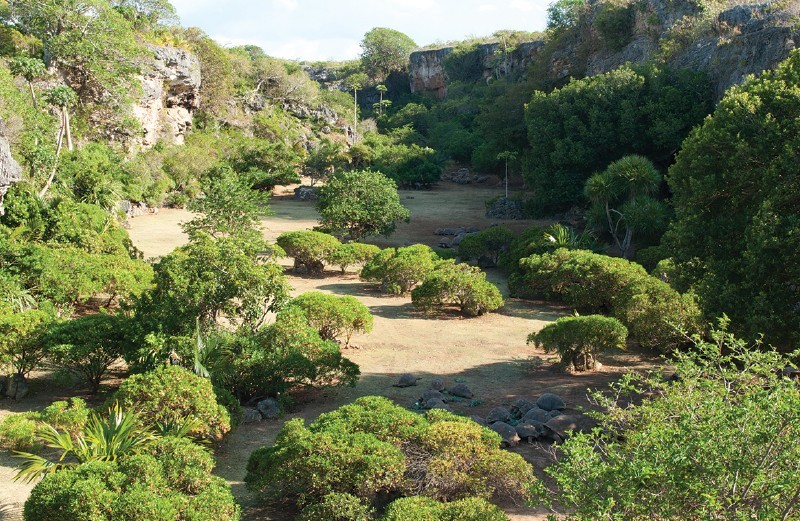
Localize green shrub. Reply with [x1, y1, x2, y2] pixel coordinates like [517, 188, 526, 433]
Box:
[310, 396, 427, 446]
[411, 261, 503, 316]
[145, 437, 215, 494]
[0, 307, 57, 377]
[38, 397, 91, 436]
[458, 227, 514, 267]
[382, 495, 510, 521]
[528, 315, 628, 371]
[0, 398, 91, 452]
[285, 292, 373, 347]
[361, 244, 439, 295]
[297, 492, 375, 521]
[326, 242, 382, 273]
[110, 365, 231, 442]
[213, 386, 243, 429]
[0, 414, 39, 451]
[276, 230, 341, 274]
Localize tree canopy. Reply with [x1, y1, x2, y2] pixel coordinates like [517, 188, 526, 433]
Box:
[359, 27, 417, 80]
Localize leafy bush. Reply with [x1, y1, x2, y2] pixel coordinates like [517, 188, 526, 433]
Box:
[285, 292, 373, 347]
[0, 398, 91, 452]
[595, 2, 634, 51]
[538, 327, 800, 519]
[528, 315, 628, 371]
[297, 492, 374, 521]
[0, 414, 38, 451]
[326, 242, 381, 273]
[246, 396, 535, 514]
[213, 386, 243, 429]
[110, 365, 231, 442]
[0, 307, 57, 377]
[361, 244, 439, 295]
[411, 261, 504, 316]
[458, 226, 514, 267]
[276, 230, 341, 274]
[382, 496, 510, 521]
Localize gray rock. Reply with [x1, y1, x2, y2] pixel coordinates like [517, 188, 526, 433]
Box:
[242, 407, 263, 423]
[549, 409, 563, 418]
[485, 197, 524, 220]
[0, 119, 22, 216]
[537, 393, 566, 412]
[434, 228, 457, 236]
[294, 185, 320, 201]
[394, 373, 419, 388]
[489, 421, 521, 447]
[448, 383, 474, 399]
[522, 407, 551, 425]
[509, 398, 536, 419]
[430, 377, 446, 391]
[5, 374, 29, 400]
[256, 398, 281, 419]
[516, 422, 543, 441]
[420, 389, 446, 404]
[470, 415, 488, 427]
[485, 406, 512, 425]
[451, 233, 467, 246]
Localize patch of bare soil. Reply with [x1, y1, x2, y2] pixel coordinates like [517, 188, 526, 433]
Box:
[1, 181, 659, 520]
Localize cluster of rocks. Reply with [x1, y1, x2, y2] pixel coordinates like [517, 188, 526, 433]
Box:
[434, 226, 480, 248]
[119, 200, 157, 220]
[485, 197, 524, 220]
[241, 397, 282, 423]
[472, 393, 595, 447]
[442, 167, 489, 185]
[394, 373, 475, 412]
[294, 185, 320, 201]
[1, 374, 29, 400]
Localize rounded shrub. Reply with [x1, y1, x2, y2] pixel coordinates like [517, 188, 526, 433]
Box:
[297, 492, 375, 521]
[276, 230, 341, 274]
[382, 495, 510, 521]
[361, 244, 439, 295]
[285, 291, 374, 347]
[529, 315, 628, 372]
[458, 226, 514, 267]
[412, 260, 503, 316]
[109, 365, 231, 442]
[326, 242, 382, 273]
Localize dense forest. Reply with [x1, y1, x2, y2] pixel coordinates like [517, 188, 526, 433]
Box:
[1, 0, 799, 519]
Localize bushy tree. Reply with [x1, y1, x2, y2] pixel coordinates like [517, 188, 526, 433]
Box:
[360, 27, 417, 80]
[538, 326, 800, 519]
[0, 307, 57, 377]
[361, 244, 439, 295]
[326, 242, 381, 273]
[383, 496, 509, 521]
[663, 49, 800, 347]
[317, 169, 410, 241]
[529, 315, 628, 371]
[276, 230, 341, 274]
[285, 292, 373, 348]
[458, 226, 514, 266]
[411, 260, 504, 316]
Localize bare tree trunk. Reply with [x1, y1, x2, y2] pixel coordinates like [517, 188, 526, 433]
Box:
[28, 82, 37, 110]
[38, 112, 65, 199]
[64, 107, 73, 152]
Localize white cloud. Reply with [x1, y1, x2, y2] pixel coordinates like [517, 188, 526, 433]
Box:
[273, 0, 299, 10]
[509, 0, 536, 12]
[478, 4, 498, 12]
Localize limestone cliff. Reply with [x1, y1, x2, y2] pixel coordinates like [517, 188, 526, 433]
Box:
[0, 119, 22, 216]
[132, 45, 201, 147]
[408, 0, 800, 99]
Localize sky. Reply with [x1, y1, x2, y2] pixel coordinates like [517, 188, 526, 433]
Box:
[169, 0, 551, 62]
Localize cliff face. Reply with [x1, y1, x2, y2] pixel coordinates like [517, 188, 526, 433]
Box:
[408, 0, 800, 99]
[0, 119, 22, 216]
[131, 45, 201, 148]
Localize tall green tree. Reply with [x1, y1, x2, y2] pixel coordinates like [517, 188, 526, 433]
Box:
[344, 72, 368, 140]
[359, 27, 416, 80]
[663, 49, 800, 347]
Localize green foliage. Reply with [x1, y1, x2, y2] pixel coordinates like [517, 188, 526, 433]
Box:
[361, 244, 439, 295]
[411, 260, 504, 316]
[217, 307, 360, 401]
[0, 414, 39, 451]
[513, 248, 701, 351]
[0, 398, 91, 452]
[529, 314, 628, 371]
[594, 1, 634, 51]
[178, 27, 233, 120]
[524, 65, 712, 215]
[110, 365, 231, 442]
[360, 131, 441, 187]
[285, 292, 373, 347]
[663, 49, 800, 347]
[326, 242, 381, 273]
[0, 307, 57, 376]
[317, 169, 410, 241]
[297, 492, 375, 521]
[44, 313, 126, 392]
[498, 223, 598, 274]
[458, 226, 514, 266]
[539, 327, 800, 520]
[360, 27, 417, 80]
[246, 396, 534, 513]
[585, 155, 669, 258]
[382, 496, 510, 521]
[443, 43, 486, 83]
[276, 230, 341, 274]
[546, 0, 588, 33]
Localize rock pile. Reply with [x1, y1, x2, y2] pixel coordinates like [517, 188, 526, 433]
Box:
[294, 186, 320, 201]
[441, 167, 489, 185]
[434, 227, 480, 248]
[485, 197, 524, 220]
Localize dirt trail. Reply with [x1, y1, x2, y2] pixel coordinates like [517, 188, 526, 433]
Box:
[1, 182, 656, 520]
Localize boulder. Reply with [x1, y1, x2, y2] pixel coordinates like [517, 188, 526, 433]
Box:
[294, 185, 320, 201]
[394, 373, 420, 388]
[489, 421, 521, 447]
[256, 398, 281, 419]
[420, 389, 446, 404]
[537, 393, 566, 412]
[448, 383, 474, 399]
[542, 414, 596, 443]
[430, 377, 446, 391]
[470, 415, 488, 427]
[242, 408, 263, 424]
[485, 406, 512, 425]
[515, 423, 543, 442]
[425, 399, 451, 411]
[5, 374, 29, 400]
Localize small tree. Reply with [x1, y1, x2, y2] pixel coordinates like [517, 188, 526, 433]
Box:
[344, 72, 369, 140]
[276, 230, 341, 274]
[326, 242, 381, 274]
[39, 85, 78, 198]
[317, 169, 410, 242]
[528, 314, 628, 371]
[359, 27, 417, 80]
[458, 226, 514, 267]
[9, 56, 47, 109]
[361, 244, 438, 295]
[286, 292, 373, 348]
[0, 308, 57, 378]
[374, 84, 389, 116]
[411, 261, 504, 316]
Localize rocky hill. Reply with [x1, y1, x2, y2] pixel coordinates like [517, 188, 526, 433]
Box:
[409, 0, 800, 99]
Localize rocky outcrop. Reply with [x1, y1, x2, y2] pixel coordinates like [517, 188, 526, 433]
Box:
[132, 45, 201, 148]
[0, 119, 23, 216]
[408, 0, 800, 100]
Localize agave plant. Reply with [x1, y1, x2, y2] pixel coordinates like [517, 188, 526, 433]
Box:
[13, 403, 155, 483]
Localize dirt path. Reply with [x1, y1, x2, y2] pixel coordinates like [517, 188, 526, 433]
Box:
[2, 182, 656, 520]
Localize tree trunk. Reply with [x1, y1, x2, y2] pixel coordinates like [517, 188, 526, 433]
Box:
[64, 107, 73, 152]
[28, 82, 37, 110]
[38, 112, 65, 199]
